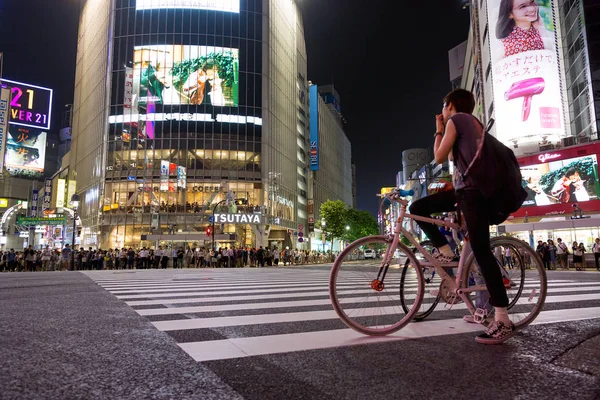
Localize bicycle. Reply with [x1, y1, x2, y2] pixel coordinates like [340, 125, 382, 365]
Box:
[328, 188, 547, 336]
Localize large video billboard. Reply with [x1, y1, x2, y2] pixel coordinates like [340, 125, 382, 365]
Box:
[136, 0, 240, 12]
[520, 154, 599, 206]
[5, 126, 46, 179]
[0, 79, 52, 130]
[132, 45, 239, 108]
[487, 0, 564, 145]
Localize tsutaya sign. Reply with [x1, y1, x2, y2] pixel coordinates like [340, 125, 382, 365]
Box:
[214, 213, 264, 224]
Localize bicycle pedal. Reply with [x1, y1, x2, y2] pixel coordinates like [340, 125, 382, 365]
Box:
[473, 308, 488, 324]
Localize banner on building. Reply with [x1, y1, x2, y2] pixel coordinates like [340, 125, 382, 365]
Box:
[307, 199, 315, 232]
[30, 189, 39, 217]
[486, 0, 564, 146]
[309, 85, 319, 171]
[0, 86, 10, 172]
[56, 178, 66, 209]
[43, 178, 52, 211]
[66, 180, 76, 208]
[124, 67, 134, 110]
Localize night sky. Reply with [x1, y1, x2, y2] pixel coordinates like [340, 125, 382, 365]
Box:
[0, 0, 470, 217]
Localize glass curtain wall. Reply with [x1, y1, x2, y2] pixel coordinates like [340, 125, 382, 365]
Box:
[103, 0, 263, 248]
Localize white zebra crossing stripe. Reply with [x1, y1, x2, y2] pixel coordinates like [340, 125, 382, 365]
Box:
[122, 284, 600, 307]
[135, 290, 600, 316]
[177, 307, 600, 362]
[109, 280, 596, 300]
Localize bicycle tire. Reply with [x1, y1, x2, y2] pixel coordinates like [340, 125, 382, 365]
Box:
[460, 236, 547, 329]
[329, 235, 425, 336]
[400, 240, 441, 321]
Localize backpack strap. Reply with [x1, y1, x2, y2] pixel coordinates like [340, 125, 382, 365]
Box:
[461, 117, 495, 179]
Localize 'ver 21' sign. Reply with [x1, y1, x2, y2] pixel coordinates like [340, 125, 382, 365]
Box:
[0, 79, 53, 130]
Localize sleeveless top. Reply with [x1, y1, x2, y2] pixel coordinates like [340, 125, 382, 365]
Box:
[450, 113, 484, 191]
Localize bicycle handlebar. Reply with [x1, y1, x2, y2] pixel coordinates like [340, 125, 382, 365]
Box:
[376, 189, 414, 198]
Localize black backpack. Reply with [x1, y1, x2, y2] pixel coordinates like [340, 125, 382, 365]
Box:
[454, 117, 527, 225]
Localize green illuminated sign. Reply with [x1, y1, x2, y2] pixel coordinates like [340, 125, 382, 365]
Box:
[16, 217, 66, 226]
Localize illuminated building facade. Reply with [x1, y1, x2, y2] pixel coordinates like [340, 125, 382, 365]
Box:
[454, 0, 600, 248]
[67, 0, 348, 250]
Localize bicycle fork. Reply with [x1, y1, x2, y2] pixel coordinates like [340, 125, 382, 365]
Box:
[371, 234, 398, 291]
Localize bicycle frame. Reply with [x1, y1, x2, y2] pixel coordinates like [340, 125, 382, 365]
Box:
[378, 195, 485, 316]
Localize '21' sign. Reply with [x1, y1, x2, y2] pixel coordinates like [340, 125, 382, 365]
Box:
[0, 79, 53, 130]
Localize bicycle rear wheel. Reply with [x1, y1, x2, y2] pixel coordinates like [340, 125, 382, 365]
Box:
[329, 235, 425, 336]
[400, 241, 441, 321]
[461, 236, 546, 329]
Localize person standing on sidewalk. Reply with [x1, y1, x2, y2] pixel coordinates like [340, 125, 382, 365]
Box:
[547, 239, 557, 270]
[556, 238, 569, 270]
[139, 247, 149, 269]
[593, 238, 600, 271]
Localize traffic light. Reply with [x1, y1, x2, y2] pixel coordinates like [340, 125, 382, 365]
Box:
[206, 226, 212, 237]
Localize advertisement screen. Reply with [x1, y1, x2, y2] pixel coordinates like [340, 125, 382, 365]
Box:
[132, 45, 239, 108]
[5, 126, 46, 179]
[486, 0, 564, 146]
[0, 79, 52, 130]
[520, 154, 599, 206]
[136, 0, 240, 13]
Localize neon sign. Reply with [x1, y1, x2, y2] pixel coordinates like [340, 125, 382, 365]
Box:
[538, 153, 561, 163]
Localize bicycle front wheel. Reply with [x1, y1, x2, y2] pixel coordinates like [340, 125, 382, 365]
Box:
[461, 236, 547, 329]
[329, 235, 425, 336]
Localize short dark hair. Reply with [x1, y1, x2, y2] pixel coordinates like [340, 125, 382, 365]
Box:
[443, 89, 475, 114]
[566, 168, 579, 177]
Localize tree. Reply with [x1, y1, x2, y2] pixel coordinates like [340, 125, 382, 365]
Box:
[344, 208, 379, 242]
[319, 200, 347, 249]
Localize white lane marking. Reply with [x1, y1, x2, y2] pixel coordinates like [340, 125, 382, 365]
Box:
[111, 279, 580, 299]
[125, 284, 600, 306]
[137, 291, 600, 316]
[176, 307, 600, 362]
[96, 278, 585, 292]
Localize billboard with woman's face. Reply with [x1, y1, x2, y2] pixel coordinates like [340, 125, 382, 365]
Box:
[520, 155, 599, 206]
[487, 0, 564, 146]
[132, 45, 239, 108]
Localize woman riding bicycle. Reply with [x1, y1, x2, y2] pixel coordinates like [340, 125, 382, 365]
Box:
[409, 89, 516, 345]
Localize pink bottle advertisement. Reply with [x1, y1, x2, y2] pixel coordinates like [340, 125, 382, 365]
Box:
[486, 0, 564, 145]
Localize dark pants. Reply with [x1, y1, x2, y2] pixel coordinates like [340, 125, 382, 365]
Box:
[161, 256, 168, 269]
[595, 253, 600, 269]
[410, 189, 509, 308]
[543, 258, 551, 270]
[409, 190, 457, 247]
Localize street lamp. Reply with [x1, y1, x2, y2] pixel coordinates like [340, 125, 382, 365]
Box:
[70, 194, 80, 271]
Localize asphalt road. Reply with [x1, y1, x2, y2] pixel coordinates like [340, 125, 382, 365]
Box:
[1, 267, 599, 400]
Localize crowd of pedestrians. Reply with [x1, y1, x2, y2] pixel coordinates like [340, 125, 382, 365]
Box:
[0, 244, 335, 271]
[533, 237, 600, 271]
